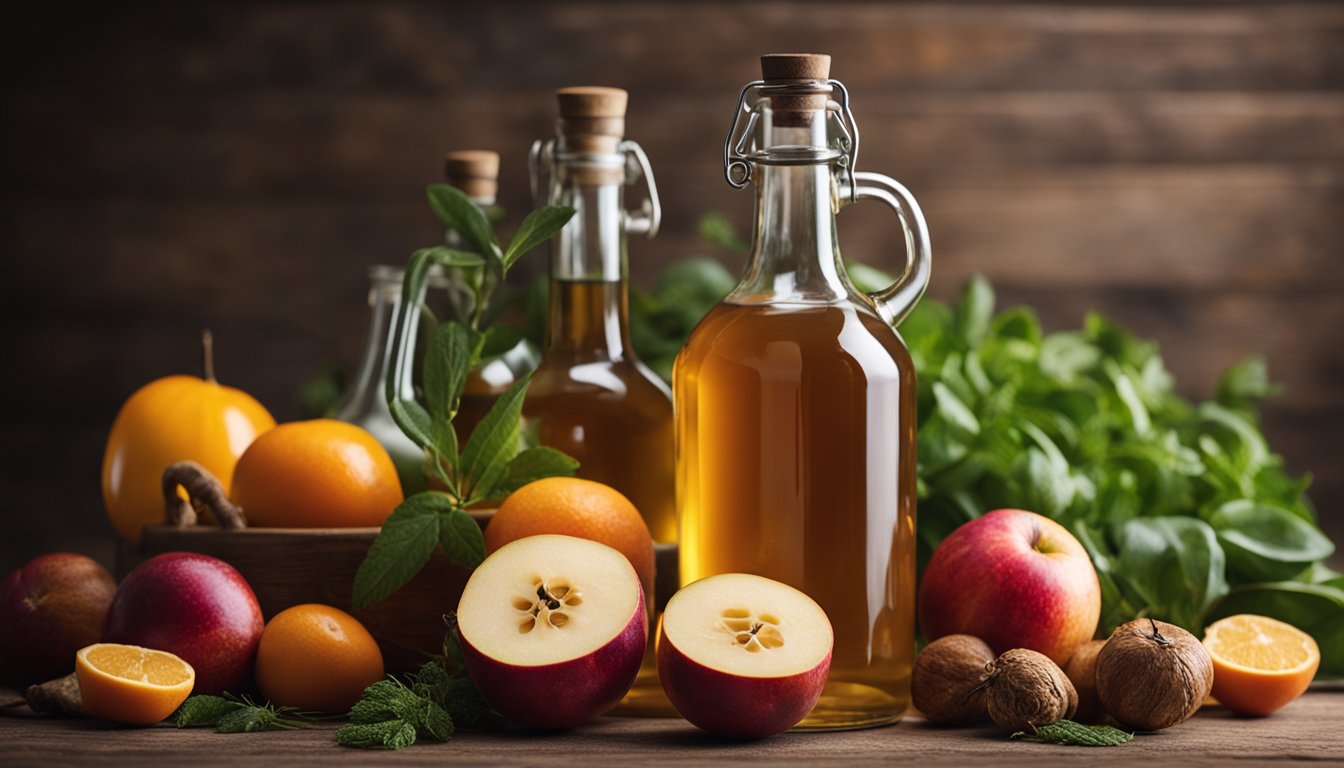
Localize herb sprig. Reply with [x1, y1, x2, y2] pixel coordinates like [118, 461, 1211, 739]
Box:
[337, 654, 500, 750]
[175, 693, 320, 732]
[1011, 720, 1133, 747]
[351, 186, 578, 611]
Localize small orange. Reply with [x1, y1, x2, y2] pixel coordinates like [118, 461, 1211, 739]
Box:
[255, 603, 384, 713]
[75, 643, 195, 725]
[487, 477, 655, 592]
[230, 419, 404, 528]
[1203, 614, 1320, 716]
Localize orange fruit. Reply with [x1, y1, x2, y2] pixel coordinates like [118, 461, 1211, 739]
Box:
[230, 419, 404, 528]
[487, 477, 654, 592]
[75, 643, 195, 725]
[103, 372, 274, 543]
[1203, 614, 1320, 716]
[255, 603, 384, 713]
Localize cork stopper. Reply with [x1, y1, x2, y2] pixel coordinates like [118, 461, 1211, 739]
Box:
[555, 86, 628, 184]
[760, 53, 832, 127]
[443, 150, 500, 201]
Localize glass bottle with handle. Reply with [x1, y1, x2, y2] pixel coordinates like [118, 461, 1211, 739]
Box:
[527, 87, 677, 715]
[674, 54, 932, 730]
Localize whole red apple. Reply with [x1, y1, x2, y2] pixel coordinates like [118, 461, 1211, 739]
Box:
[102, 552, 263, 695]
[919, 509, 1100, 665]
[0, 553, 117, 686]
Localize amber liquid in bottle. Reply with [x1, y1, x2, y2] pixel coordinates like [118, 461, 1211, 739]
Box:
[675, 146, 921, 729]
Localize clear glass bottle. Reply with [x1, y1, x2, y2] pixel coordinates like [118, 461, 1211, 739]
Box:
[527, 87, 676, 714]
[674, 54, 933, 730]
[333, 265, 432, 495]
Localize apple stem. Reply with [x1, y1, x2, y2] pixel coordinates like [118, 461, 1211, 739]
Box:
[201, 329, 217, 383]
[163, 461, 247, 529]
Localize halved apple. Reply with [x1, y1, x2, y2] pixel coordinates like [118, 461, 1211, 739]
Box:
[456, 534, 646, 730]
[658, 573, 833, 739]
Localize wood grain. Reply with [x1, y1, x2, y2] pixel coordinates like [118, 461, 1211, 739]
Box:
[1, 692, 1341, 767]
[1, 0, 1341, 574]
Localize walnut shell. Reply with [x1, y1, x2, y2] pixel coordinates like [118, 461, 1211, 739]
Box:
[984, 648, 1078, 732]
[1064, 639, 1107, 724]
[1096, 618, 1213, 731]
[911, 634, 995, 724]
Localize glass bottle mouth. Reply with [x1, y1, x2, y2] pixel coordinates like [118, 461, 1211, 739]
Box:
[724, 80, 860, 193]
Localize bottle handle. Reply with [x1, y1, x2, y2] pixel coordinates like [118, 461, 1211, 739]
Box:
[384, 250, 437, 453]
[838, 171, 932, 326]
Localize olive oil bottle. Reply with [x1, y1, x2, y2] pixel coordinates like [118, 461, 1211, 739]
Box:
[675, 55, 933, 730]
[526, 87, 676, 714]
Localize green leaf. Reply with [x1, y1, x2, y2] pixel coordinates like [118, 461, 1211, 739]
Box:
[388, 396, 435, 453]
[426, 184, 500, 260]
[352, 494, 448, 611]
[1114, 517, 1228, 632]
[1216, 355, 1279, 410]
[502, 205, 576, 269]
[1209, 500, 1335, 582]
[216, 706, 278, 733]
[438, 508, 485, 568]
[697, 211, 750, 252]
[845, 260, 899, 294]
[1012, 719, 1132, 747]
[411, 245, 486, 268]
[490, 446, 580, 500]
[337, 720, 419, 750]
[954, 274, 994, 346]
[458, 372, 531, 501]
[933, 382, 980, 436]
[423, 322, 482, 423]
[479, 324, 524, 360]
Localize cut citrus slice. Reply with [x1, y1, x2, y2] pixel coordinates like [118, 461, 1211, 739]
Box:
[75, 643, 195, 725]
[1202, 614, 1319, 716]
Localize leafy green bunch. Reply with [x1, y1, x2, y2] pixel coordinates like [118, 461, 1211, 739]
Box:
[351, 185, 579, 611]
[901, 276, 1342, 673]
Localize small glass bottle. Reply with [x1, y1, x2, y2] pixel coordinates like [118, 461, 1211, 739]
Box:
[441, 150, 538, 444]
[675, 54, 932, 730]
[526, 87, 676, 714]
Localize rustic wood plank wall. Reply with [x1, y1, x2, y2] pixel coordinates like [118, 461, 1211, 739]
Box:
[2, 1, 1341, 573]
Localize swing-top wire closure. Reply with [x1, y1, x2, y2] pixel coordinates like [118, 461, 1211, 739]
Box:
[723, 79, 861, 203]
[528, 138, 662, 239]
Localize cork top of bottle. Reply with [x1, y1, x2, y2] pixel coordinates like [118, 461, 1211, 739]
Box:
[760, 53, 831, 83]
[443, 150, 500, 201]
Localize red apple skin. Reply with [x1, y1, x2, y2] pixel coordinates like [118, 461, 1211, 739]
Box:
[460, 589, 646, 730]
[0, 553, 117, 686]
[657, 628, 831, 739]
[102, 552, 263, 695]
[918, 508, 1100, 666]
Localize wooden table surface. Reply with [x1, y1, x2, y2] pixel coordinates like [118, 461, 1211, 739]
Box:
[3, 692, 1342, 767]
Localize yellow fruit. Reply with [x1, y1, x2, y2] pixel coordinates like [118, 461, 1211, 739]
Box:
[103, 360, 275, 543]
[255, 604, 384, 713]
[1203, 614, 1320, 716]
[76, 643, 195, 725]
[230, 419, 404, 528]
[487, 477, 654, 592]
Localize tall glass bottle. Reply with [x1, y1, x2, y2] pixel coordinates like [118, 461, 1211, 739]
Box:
[674, 54, 932, 730]
[526, 87, 676, 714]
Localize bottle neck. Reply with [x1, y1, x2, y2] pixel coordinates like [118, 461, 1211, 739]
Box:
[334, 271, 411, 420]
[546, 177, 631, 357]
[734, 158, 850, 304]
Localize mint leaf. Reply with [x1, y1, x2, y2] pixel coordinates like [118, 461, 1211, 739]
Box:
[352, 494, 446, 610]
[438, 507, 485, 568]
[427, 184, 500, 260]
[479, 324, 524, 360]
[175, 695, 242, 727]
[954, 274, 994, 346]
[502, 205, 575, 268]
[1012, 719, 1132, 747]
[458, 372, 531, 501]
[389, 398, 434, 453]
[424, 323, 482, 423]
[337, 720, 418, 750]
[491, 447, 580, 499]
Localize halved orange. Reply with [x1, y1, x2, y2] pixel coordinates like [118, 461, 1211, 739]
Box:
[1203, 614, 1319, 716]
[76, 643, 195, 725]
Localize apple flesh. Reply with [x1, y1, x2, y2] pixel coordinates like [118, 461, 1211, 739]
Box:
[0, 553, 117, 686]
[658, 573, 833, 739]
[918, 508, 1100, 665]
[102, 552, 263, 695]
[456, 534, 646, 730]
